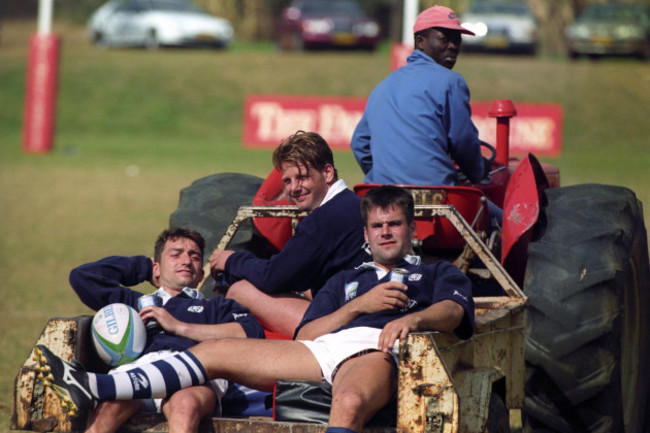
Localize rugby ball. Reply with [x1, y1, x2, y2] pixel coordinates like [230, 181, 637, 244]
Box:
[91, 303, 146, 366]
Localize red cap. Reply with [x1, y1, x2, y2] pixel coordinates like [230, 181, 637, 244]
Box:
[413, 5, 475, 36]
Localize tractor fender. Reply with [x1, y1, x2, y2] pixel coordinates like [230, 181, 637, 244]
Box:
[501, 153, 549, 286]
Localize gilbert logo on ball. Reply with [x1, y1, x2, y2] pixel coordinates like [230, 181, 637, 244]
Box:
[91, 303, 146, 366]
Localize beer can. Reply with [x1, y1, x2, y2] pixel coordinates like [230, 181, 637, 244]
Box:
[390, 268, 409, 283]
[137, 294, 163, 336]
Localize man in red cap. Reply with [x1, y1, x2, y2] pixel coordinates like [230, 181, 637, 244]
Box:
[351, 5, 501, 228]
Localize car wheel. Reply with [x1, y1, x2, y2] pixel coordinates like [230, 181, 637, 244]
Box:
[91, 31, 108, 48]
[145, 29, 160, 50]
[522, 184, 650, 432]
[637, 41, 650, 61]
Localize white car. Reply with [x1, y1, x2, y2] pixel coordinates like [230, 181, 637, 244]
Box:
[460, 2, 538, 55]
[87, 0, 234, 49]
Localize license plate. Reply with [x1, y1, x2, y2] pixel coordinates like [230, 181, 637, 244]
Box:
[197, 34, 215, 41]
[591, 35, 613, 46]
[333, 33, 356, 45]
[484, 35, 509, 48]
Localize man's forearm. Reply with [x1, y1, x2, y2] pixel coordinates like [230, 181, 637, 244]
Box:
[174, 322, 247, 342]
[295, 301, 364, 340]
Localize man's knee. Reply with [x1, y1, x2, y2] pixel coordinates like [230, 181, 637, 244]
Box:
[225, 280, 256, 303]
[164, 388, 216, 419]
[331, 389, 365, 418]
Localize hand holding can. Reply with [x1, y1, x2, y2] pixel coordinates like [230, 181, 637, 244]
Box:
[137, 294, 163, 336]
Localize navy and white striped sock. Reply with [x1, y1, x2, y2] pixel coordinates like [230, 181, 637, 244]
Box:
[95, 350, 207, 401]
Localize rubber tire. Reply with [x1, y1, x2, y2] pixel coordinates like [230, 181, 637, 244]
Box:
[522, 184, 650, 433]
[487, 391, 511, 433]
[169, 173, 273, 297]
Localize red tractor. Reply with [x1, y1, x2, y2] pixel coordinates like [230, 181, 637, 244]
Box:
[169, 100, 649, 432]
[12, 100, 649, 433]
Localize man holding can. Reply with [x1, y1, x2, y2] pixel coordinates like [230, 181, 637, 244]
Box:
[37, 186, 473, 433]
[68, 227, 264, 433]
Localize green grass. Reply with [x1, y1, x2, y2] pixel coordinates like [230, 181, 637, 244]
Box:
[2, 20, 649, 432]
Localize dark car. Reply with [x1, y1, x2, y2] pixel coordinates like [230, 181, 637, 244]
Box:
[276, 0, 380, 51]
[565, 3, 650, 60]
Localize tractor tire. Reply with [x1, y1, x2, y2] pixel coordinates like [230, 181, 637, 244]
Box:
[169, 173, 273, 297]
[487, 391, 510, 433]
[522, 184, 650, 433]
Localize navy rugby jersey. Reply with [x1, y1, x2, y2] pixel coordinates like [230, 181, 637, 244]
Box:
[295, 258, 474, 340]
[224, 188, 371, 296]
[69, 255, 264, 354]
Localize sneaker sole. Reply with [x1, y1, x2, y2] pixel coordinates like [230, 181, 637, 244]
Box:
[33, 346, 82, 418]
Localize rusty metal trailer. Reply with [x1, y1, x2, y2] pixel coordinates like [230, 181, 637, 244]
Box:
[11, 200, 526, 433]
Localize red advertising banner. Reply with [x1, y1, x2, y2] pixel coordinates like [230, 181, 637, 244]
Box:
[472, 102, 563, 157]
[243, 94, 367, 150]
[243, 94, 563, 156]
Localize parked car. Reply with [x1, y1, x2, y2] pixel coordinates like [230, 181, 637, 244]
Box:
[565, 3, 650, 60]
[87, 0, 234, 49]
[460, 2, 538, 54]
[276, 0, 380, 51]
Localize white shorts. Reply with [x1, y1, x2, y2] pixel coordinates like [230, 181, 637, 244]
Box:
[298, 327, 399, 384]
[111, 350, 228, 415]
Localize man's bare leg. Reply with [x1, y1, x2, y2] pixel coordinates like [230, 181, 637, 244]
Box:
[327, 352, 397, 432]
[162, 386, 216, 433]
[226, 280, 310, 337]
[189, 337, 322, 391]
[85, 401, 142, 433]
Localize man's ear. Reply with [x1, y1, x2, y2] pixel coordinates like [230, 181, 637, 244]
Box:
[323, 163, 336, 185]
[415, 34, 424, 50]
[152, 260, 161, 280]
[363, 226, 369, 244]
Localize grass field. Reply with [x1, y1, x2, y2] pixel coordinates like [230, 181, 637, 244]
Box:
[1, 19, 649, 432]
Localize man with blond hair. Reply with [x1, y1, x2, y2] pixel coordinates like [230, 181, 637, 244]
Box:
[210, 131, 370, 337]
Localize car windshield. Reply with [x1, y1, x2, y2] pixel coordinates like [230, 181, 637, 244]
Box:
[468, 2, 530, 16]
[299, 0, 365, 17]
[579, 5, 649, 23]
[143, 0, 203, 13]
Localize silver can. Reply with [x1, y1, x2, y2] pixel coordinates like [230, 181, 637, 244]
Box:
[137, 294, 163, 336]
[390, 268, 409, 283]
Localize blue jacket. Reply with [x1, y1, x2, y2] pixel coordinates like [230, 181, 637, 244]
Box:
[69, 255, 265, 354]
[351, 49, 484, 186]
[225, 188, 371, 296]
[295, 258, 475, 340]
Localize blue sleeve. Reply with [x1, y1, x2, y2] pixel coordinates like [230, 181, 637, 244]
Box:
[293, 273, 344, 338]
[206, 296, 265, 339]
[428, 262, 475, 339]
[351, 112, 373, 175]
[225, 225, 322, 294]
[68, 256, 151, 311]
[446, 76, 485, 184]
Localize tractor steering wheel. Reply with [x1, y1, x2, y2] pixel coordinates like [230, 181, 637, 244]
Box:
[481, 140, 497, 168]
[457, 140, 497, 183]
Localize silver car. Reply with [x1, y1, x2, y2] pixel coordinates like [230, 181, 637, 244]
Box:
[460, 2, 538, 55]
[87, 0, 234, 49]
[565, 3, 650, 60]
